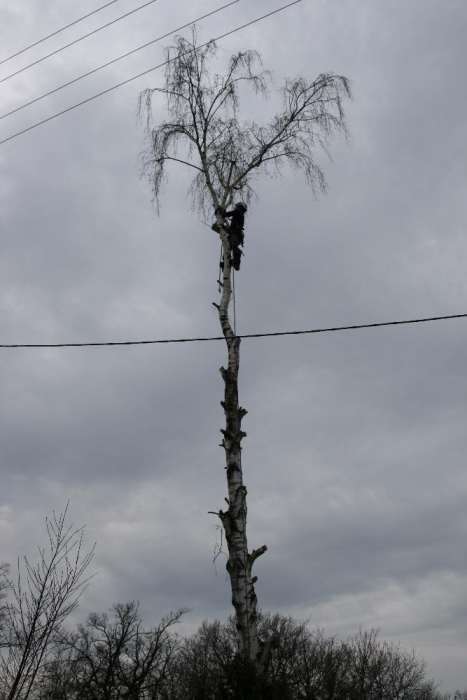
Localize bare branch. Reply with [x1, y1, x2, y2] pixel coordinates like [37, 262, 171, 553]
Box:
[0, 506, 94, 700]
[161, 155, 204, 172]
[140, 28, 349, 215]
[41, 603, 186, 698]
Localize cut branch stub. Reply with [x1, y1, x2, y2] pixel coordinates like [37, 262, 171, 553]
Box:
[250, 545, 267, 565]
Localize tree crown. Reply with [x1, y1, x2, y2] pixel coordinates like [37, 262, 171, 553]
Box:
[140, 28, 351, 215]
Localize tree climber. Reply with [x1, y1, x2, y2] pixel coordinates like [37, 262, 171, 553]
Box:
[225, 202, 247, 271]
[213, 202, 247, 271]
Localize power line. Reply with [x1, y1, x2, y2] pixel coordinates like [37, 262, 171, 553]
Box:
[0, 0, 161, 85]
[0, 0, 122, 67]
[1, 313, 467, 350]
[0, 0, 241, 122]
[0, 0, 304, 147]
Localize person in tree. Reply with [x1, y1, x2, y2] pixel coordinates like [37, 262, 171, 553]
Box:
[215, 202, 247, 271]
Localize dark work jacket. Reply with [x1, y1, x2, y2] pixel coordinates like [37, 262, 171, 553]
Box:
[225, 209, 245, 246]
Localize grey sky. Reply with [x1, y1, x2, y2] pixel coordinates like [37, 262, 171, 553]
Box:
[1, 0, 467, 691]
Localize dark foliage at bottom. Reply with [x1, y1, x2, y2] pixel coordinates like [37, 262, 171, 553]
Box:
[1, 603, 462, 699]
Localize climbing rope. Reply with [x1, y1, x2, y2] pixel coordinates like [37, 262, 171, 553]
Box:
[232, 267, 237, 336]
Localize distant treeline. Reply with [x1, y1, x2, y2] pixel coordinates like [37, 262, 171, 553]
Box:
[2, 598, 465, 699]
[1, 509, 464, 699]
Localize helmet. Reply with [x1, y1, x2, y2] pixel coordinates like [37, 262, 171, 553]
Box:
[235, 202, 247, 211]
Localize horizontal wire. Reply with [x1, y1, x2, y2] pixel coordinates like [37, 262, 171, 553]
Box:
[1, 313, 466, 349]
[0, 0, 122, 67]
[0, 0, 304, 147]
[0, 0, 161, 85]
[0, 0, 240, 122]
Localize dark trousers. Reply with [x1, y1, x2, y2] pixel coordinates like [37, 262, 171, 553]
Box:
[229, 227, 243, 271]
[232, 246, 242, 271]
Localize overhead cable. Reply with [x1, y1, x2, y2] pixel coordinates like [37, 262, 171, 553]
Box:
[0, 0, 241, 122]
[1, 313, 466, 350]
[0, 0, 304, 147]
[0, 0, 161, 85]
[0, 0, 122, 67]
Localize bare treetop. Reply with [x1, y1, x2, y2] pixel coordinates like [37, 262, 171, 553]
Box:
[140, 29, 351, 215]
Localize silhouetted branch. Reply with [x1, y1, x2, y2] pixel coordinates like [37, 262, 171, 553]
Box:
[0, 505, 94, 700]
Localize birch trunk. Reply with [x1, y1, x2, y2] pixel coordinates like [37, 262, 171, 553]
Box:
[214, 215, 267, 667]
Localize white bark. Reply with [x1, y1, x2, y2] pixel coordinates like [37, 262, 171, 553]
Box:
[214, 213, 267, 666]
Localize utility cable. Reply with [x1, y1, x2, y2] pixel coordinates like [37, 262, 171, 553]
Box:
[1, 313, 467, 350]
[0, 0, 161, 85]
[0, 0, 122, 67]
[0, 0, 240, 122]
[0, 0, 304, 147]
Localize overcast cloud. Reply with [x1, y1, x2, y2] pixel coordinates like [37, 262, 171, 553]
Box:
[1, 0, 467, 692]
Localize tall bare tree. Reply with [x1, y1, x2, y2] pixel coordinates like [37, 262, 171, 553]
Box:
[140, 29, 350, 671]
[0, 506, 94, 700]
